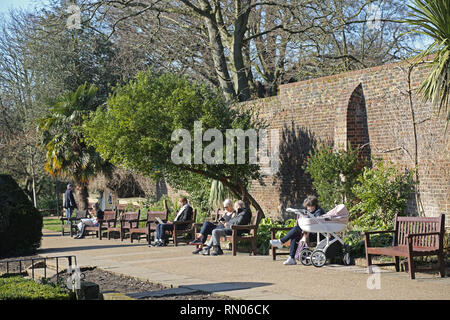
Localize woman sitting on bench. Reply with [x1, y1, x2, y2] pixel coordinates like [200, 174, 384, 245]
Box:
[189, 199, 236, 254]
[270, 195, 326, 265]
[74, 202, 104, 239]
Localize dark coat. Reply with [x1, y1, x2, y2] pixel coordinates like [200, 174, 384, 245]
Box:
[174, 205, 193, 230]
[64, 189, 77, 209]
[225, 207, 252, 235]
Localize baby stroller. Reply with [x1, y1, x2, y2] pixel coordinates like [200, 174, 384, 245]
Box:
[286, 204, 351, 267]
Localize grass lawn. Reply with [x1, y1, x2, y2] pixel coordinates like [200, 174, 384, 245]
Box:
[0, 275, 71, 300]
[42, 217, 62, 232]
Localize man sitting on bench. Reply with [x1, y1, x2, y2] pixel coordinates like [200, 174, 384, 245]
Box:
[153, 197, 193, 247]
[202, 200, 252, 256]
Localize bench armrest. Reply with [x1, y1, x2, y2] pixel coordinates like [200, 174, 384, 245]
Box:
[231, 224, 257, 230]
[363, 230, 395, 236]
[407, 232, 440, 238]
[173, 220, 194, 225]
[270, 227, 292, 232]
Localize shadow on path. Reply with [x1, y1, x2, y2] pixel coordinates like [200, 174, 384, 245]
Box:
[38, 243, 149, 255]
[128, 281, 273, 299]
[181, 281, 272, 293]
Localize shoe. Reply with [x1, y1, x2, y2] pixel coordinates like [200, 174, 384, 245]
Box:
[211, 246, 224, 256]
[202, 246, 211, 256]
[192, 247, 202, 254]
[270, 239, 283, 249]
[156, 241, 165, 247]
[189, 238, 203, 245]
[283, 257, 297, 265]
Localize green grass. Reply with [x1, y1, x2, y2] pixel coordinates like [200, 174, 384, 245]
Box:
[42, 217, 62, 232]
[0, 275, 71, 300]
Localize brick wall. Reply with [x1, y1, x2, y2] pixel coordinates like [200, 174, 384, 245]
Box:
[242, 59, 449, 225]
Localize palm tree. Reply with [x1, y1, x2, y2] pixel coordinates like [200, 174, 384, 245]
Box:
[407, 0, 450, 129]
[39, 83, 112, 210]
[208, 180, 234, 210]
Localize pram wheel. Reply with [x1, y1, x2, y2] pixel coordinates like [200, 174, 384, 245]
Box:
[311, 250, 326, 267]
[299, 248, 312, 266]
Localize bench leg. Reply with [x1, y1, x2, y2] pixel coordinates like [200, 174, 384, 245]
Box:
[407, 254, 415, 280]
[366, 252, 373, 273]
[438, 253, 446, 278]
[253, 239, 258, 256]
[394, 256, 400, 272]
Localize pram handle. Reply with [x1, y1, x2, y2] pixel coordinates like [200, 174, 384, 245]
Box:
[286, 208, 308, 216]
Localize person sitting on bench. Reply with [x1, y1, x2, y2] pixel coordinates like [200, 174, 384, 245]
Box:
[202, 200, 252, 256]
[189, 199, 236, 254]
[153, 197, 193, 247]
[270, 195, 326, 265]
[74, 202, 104, 239]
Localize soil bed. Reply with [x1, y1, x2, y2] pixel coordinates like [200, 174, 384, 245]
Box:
[50, 267, 234, 300]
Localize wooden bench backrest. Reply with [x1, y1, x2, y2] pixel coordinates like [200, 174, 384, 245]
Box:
[251, 211, 264, 235]
[147, 211, 168, 230]
[395, 214, 445, 248]
[75, 209, 88, 219]
[102, 210, 117, 227]
[121, 211, 140, 229]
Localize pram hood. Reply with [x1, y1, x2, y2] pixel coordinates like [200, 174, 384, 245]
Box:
[297, 204, 349, 233]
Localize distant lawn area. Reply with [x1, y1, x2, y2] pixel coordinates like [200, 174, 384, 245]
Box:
[42, 217, 62, 232]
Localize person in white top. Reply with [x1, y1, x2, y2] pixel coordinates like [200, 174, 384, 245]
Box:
[153, 197, 193, 247]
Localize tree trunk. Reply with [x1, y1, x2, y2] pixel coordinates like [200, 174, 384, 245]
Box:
[200, 7, 235, 101]
[75, 183, 89, 211]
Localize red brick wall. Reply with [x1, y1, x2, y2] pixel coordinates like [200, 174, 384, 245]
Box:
[243, 60, 449, 225]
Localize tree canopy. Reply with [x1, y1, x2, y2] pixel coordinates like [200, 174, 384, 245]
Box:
[84, 71, 266, 214]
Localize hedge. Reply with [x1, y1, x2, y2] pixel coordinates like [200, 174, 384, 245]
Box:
[0, 174, 43, 257]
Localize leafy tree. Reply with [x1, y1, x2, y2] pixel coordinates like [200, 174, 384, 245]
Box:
[351, 161, 414, 230]
[406, 0, 450, 129]
[84, 72, 266, 215]
[303, 142, 366, 210]
[39, 83, 112, 210]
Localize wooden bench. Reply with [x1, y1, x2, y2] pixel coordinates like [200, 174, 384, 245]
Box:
[194, 211, 263, 256]
[129, 210, 168, 245]
[107, 211, 140, 241]
[168, 209, 197, 246]
[364, 214, 446, 279]
[84, 210, 117, 240]
[270, 227, 293, 260]
[60, 209, 88, 237]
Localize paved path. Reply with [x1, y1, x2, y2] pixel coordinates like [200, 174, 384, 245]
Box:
[38, 230, 450, 300]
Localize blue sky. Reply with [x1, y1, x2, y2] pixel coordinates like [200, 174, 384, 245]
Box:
[0, 0, 48, 14]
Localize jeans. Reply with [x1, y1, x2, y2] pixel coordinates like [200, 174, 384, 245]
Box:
[281, 225, 302, 258]
[155, 223, 174, 242]
[199, 221, 219, 243]
[65, 208, 74, 224]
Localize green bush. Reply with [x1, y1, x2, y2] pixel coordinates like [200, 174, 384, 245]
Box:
[303, 143, 365, 210]
[0, 275, 71, 300]
[350, 161, 414, 231]
[0, 174, 43, 257]
[343, 231, 393, 258]
[257, 217, 296, 255]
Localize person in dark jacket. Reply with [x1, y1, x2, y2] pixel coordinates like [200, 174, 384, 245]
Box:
[63, 184, 77, 224]
[202, 200, 252, 256]
[153, 197, 193, 247]
[270, 195, 326, 265]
